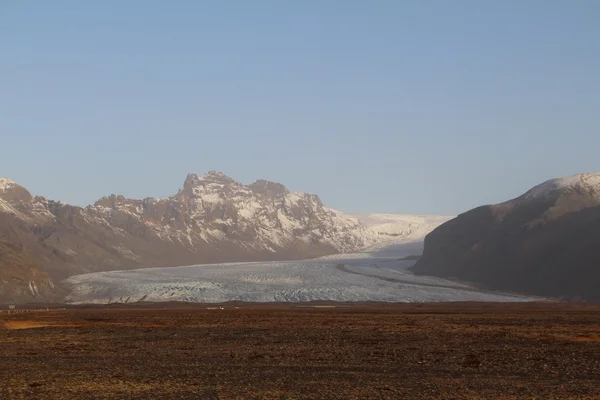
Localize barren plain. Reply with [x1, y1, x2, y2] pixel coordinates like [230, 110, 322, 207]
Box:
[1, 303, 600, 399]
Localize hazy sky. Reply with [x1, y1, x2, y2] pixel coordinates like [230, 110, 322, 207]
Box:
[1, 1, 599, 215]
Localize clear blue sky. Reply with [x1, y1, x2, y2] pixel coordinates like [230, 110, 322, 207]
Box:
[1, 1, 599, 215]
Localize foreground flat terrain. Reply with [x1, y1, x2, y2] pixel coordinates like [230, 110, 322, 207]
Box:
[1, 303, 600, 399]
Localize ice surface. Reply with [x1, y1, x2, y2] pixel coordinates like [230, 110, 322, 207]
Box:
[64, 245, 537, 304]
[352, 214, 453, 250]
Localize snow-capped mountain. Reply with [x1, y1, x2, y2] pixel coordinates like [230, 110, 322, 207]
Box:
[91, 171, 375, 254]
[90, 172, 451, 254]
[412, 172, 600, 301]
[0, 172, 451, 302]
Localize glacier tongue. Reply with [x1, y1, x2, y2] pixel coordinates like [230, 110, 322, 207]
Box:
[64, 247, 536, 305]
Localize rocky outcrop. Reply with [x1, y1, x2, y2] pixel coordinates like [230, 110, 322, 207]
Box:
[0, 239, 64, 304]
[411, 173, 600, 301]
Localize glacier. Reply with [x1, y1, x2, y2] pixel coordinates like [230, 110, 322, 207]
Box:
[64, 242, 537, 304]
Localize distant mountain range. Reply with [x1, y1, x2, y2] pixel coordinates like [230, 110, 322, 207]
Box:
[0, 173, 450, 303]
[412, 173, 600, 301]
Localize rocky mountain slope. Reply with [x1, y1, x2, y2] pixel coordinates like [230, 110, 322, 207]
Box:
[0, 239, 64, 304]
[412, 173, 600, 301]
[0, 173, 450, 303]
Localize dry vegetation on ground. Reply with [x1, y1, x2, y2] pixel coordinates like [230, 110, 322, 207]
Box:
[1, 303, 600, 399]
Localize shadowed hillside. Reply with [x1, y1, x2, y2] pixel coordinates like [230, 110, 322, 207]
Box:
[412, 174, 600, 301]
[0, 239, 65, 303]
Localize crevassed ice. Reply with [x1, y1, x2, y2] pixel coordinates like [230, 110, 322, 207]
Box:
[64, 251, 538, 305]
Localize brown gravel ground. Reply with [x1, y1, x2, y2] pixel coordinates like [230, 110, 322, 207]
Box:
[1, 302, 600, 399]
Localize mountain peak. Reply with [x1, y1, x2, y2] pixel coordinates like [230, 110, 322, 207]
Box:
[203, 170, 230, 178]
[249, 179, 289, 197]
[0, 178, 32, 202]
[200, 170, 236, 184]
[0, 178, 18, 191]
[181, 171, 238, 197]
[184, 171, 236, 185]
[523, 172, 600, 202]
[555, 173, 600, 190]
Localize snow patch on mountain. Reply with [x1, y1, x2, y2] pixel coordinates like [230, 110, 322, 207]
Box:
[0, 178, 17, 191]
[523, 173, 600, 201]
[0, 198, 16, 214]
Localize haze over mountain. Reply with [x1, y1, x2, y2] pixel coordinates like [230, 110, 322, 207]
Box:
[0, 172, 450, 303]
[412, 173, 600, 301]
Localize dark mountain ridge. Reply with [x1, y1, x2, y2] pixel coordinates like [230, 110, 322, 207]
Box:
[412, 173, 600, 301]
